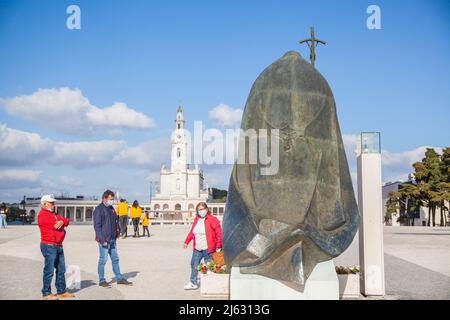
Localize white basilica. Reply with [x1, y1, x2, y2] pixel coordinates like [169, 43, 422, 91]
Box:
[151, 106, 211, 213]
[25, 106, 226, 224]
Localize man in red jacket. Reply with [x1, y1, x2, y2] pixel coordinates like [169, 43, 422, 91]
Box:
[38, 194, 75, 300]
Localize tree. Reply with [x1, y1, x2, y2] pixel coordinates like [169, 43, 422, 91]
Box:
[413, 148, 442, 226]
[387, 184, 421, 226]
[436, 147, 450, 226]
[386, 191, 400, 225]
[211, 188, 227, 202]
[387, 147, 449, 227]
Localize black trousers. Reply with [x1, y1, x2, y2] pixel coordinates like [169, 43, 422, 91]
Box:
[132, 218, 140, 236]
[119, 215, 128, 237]
[142, 226, 149, 237]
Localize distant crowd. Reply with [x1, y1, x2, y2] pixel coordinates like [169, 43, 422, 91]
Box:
[115, 199, 150, 238]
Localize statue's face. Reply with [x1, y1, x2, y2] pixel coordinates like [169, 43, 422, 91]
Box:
[260, 92, 325, 138]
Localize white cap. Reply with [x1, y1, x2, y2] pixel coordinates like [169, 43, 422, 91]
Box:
[41, 194, 57, 203]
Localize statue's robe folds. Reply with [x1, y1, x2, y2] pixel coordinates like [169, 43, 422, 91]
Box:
[222, 51, 360, 291]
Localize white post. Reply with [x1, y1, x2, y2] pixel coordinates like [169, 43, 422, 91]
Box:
[357, 132, 385, 296]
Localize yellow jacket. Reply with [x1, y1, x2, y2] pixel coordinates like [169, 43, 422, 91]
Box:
[141, 216, 149, 227]
[116, 202, 129, 216]
[130, 206, 142, 219]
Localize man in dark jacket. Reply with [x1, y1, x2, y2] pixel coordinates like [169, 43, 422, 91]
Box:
[93, 190, 132, 287]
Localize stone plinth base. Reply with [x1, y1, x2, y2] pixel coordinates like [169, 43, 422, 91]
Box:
[230, 260, 339, 300]
[200, 272, 230, 297]
[337, 274, 360, 299]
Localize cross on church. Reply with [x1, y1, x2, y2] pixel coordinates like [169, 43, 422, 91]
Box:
[299, 27, 326, 67]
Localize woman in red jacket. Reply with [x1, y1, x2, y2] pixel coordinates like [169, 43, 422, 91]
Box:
[183, 202, 222, 290]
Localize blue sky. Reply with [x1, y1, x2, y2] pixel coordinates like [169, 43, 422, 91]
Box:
[0, 0, 449, 203]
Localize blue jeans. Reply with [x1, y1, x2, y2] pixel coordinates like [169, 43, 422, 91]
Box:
[190, 249, 211, 284]
[0, 214, 7, 228]
[97, 240, 122, 283]
[40, 244, 66, 296]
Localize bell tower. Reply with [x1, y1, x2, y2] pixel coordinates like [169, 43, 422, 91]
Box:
[171, 106, 187, 172]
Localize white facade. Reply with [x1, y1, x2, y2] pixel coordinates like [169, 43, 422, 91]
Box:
[382, 180, 450, 227]
[151, 107, 211, 214]
[24, 107, 227, 224]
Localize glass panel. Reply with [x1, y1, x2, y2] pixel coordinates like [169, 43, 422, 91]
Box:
[360, 132, 381, 154]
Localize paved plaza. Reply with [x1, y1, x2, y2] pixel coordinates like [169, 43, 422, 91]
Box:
[0, 225, 449, 300]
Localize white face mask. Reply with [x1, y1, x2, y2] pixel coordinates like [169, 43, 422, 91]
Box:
[106, 200, 114, 207]
[198, 209, 207, 218]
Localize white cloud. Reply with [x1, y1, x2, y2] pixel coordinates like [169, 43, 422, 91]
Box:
[0, 123, 169, 169]
[51, 140, 127, 167]
[381, 146, 430, 167]
[209, 104, 242, 128]
[341, 133, 441, 184]
[0, 169, 41, 188]
[87, 102, 154, 129]
[0, 87, 155, 135]
[112, 138, 170, 168]
[59, 176, 83, 188]
[0, 124, 52, 165]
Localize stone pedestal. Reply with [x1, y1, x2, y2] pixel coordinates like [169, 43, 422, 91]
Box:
[337, 274, 360, 299]
[230, 260, 339, 300]
[357, 151, 386, 296]
[200, 273, 229, 297]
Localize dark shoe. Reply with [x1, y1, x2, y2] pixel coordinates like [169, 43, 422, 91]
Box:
[117, 279, 133, 286]
[99, 281, 111, 288]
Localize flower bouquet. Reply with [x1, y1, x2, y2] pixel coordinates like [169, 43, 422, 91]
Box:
[197, 260, 230, 274]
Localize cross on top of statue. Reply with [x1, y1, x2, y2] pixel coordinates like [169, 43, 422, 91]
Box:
[299, 27, 326, 67]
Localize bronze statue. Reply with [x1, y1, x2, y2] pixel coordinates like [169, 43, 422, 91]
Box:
[222, 51, 359, 291]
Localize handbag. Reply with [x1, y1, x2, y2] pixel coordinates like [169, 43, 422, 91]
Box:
[212, 250, 225, 267]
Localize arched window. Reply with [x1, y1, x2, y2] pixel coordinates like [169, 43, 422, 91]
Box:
[188, 203, 195, 210]
[163, 204, 169, 210]
[177, 148, 181, 158]
[175, 203, 181, 211]
[154, 204, 160, 210]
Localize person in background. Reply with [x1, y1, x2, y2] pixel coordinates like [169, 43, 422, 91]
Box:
[0, 203, 8, 228]
[38, 194, 75, 300]
[93, 190, 133, 287]
[183, 202, 222, 290]
[116, 199, 129, 239]
[130, 200, 142, 238]
[141, 211, 150, 237]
